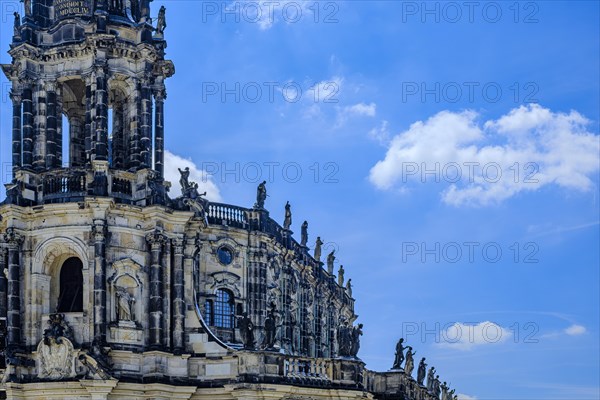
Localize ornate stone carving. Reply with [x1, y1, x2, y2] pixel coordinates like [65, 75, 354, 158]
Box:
[36, 314, 76, 380]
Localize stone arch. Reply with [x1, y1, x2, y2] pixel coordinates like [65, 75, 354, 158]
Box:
[33, 236, 88, 315]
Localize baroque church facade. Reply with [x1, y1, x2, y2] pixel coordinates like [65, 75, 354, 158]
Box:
[0, 1, 449, 399]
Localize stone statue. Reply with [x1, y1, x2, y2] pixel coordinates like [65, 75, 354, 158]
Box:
[13, 12, 20, 37]
[350, 323, 363, 357]
[283, 201, 292, 230]
[337, 319, 351, 357]
[255, 181, 267, 208]
[23, 0, 31, 17]
[326, 250, 335, 274]
[238, 312, 255, 350]
[346, 279, 352, 297]
[78, 353, 112, 380]
[417, 357, 427, 385]
[441, 382, 449, 400]
[338, 265, 345, 286]
[392, 338, 405, 369]
[300, 220, 308, 247]
[314, 237, 323, 261]
[434, 375, 441, 397]
[404, 346, 416, 377]
[116, 287, 135, 322]
[426, 367, 436, 391]
[156, 6, 167, 34]
[262, 303, 277, 350]
[178, 167, 190, 191]
[449, 389, 456, 400]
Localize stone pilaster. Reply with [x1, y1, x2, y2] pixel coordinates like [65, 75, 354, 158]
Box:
[33, 81, 47, 171]
[153, 88, 165, 177]
[94, 67, 109, 161]
[92, 221, 108, 345]
[56, 84, 64, 167]
[45, 83, 58, 169]
[128, 82, 141, 169]
[21, 84, 34, 169]
[4, 228, 23, 348]
[84, 75, 94, 166]
[172, 237, 185, 353]
[146, 230, 168, 349]
[111, 102, 125, 169]
[0, 247, 7, 320]
[11, 92, 22, 176]
[140, 80, 153, 169]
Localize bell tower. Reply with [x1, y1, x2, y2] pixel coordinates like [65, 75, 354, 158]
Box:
[3, 0, 173, 207]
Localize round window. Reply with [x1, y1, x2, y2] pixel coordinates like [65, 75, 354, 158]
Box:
[217, 246, 233, 265]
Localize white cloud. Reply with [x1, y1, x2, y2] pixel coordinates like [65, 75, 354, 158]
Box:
[228, 1, 318, 30]
[456, 394, 478, 400]
[306, 77, 343, 103]
[565, 324, 587, 336]
[369, 105, 600, 206]
[164, 150, 222, 202]
[369, 120, 391, 145]
[345, 102, 377, 117]
[438, 321, 511, 351]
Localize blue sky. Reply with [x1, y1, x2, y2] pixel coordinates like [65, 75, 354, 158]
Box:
[1, 1, 599, 399]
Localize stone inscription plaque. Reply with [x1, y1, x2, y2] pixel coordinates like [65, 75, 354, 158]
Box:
[54, 0, 92, 18]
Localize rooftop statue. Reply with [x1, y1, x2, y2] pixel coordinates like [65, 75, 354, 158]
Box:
[404, 346, 416, 377]
[156, 6, 167, 34]
[314, 237, 323, 261]
[392, 338, 406, 370]
[283, 201, 292, 230]
[300, 221, 308, 246]
[327, 250, 335, 274]
[417, 357, 427, 385]
[255, 181, 267, 209]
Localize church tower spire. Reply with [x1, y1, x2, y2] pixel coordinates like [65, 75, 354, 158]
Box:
[3, 0, 173, 206]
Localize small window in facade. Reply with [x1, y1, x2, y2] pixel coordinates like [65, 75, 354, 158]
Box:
[217, 246, 233, 265]
[205, 299, 213, 325]
[57, 257, 83, 312]
[213, 289, 234, 328]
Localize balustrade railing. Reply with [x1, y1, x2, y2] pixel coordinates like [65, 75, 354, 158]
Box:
[43, 173, 86, 200]
[283, 357, 330, 381]
[207, 203, 248, 228]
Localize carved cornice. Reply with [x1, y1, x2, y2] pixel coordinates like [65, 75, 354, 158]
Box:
[3, 227, 24, 248]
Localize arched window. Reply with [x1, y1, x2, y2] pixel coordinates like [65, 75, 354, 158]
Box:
[57, 257, 83, 312]
[213, 289, 234, 328]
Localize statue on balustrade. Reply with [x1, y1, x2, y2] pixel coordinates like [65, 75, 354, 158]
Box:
[404, 346, 416, 376]
[441, 381, 449, 400]
[417, 357, 427, 385]
[238, 312, 255, 350]
[433, 375, 441, 397]
[262, 303, 277, 350]
[283, 201, 292, 230]
[392, 337, 406, 369]
[178, 167, 191, 191]
[426, 366, 436, 391]
[13, 12, 20, 36]
[350, 323, 363, 357]
[338, 265, 345, 286]
[255, 181, 267, 208]
[346, 279, 352, 297]
[314, 237, 323, 261]
[327, 250, 335, 274]
[301, 221, 308, 246]
[156, 6, 167, 34]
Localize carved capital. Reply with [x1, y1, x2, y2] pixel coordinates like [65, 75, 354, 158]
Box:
[3, 228, 24, 248]
[172, 237, 185, 254]
[146, 230, 167, 250]
[153, 87, 166, 101]
[91, 222, 108, 242]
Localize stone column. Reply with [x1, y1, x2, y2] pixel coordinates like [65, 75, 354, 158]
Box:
[11, 93, 22, 176]
[153, 88, 165, 178]
[140, 80, 153, 169]
[33, 81, 47, 171]
[172, 237, 185, 353]
[56, 84, 64, 167]
[146, 231, 167, 349]
[4, 229, 23, 348]
[45, 83, 58, 169]
[0, 247, 7, 320]
[92, 221, 108, 346]
[128, 82, 141, 169]
[21, 84, 34, 169]
[84, 76, 94, 166]
[94, 68, 109, 161]
[111, 102, 125, 169]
